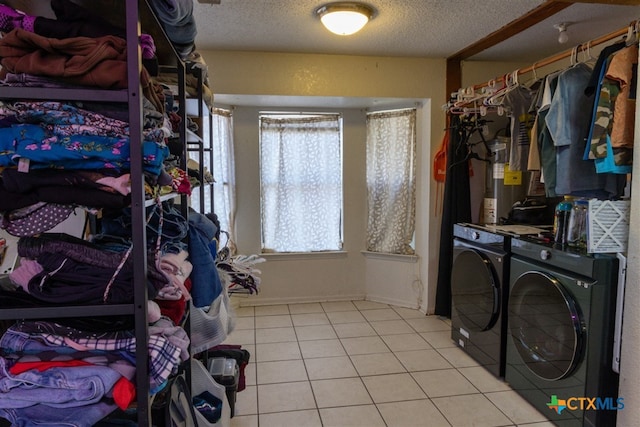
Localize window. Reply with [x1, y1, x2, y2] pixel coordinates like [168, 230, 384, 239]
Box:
[211, 108, 236, 240]
[191, 107, 236, 243]
[259, 113, 343, 252]
[365, 108, 417, 255]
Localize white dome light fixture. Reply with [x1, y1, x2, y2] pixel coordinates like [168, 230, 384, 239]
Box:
[315, 2, 375, 36]
[554, 22, 569, 44]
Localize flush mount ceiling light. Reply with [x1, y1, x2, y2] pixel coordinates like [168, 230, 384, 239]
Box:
[554, 22, 569, 44]
[315, 2, 375, 36]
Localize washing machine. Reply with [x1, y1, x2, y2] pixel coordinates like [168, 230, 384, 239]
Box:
[450, 223, 510, 378]
[506, 238, 620, 427]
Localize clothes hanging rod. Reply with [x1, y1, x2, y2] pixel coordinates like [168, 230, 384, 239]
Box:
[474, 22, 633, 90]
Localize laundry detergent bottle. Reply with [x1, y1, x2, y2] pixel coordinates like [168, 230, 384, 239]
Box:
[553, 196, 573, 244]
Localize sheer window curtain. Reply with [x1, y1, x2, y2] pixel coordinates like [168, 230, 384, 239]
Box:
[212, 108, 236, 243]
[366, 108, 417, 255]
[260, 114, 343, 252]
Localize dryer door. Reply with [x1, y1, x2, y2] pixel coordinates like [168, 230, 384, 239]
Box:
[451, 246, 500, 332]
[508, 270, 584, 381]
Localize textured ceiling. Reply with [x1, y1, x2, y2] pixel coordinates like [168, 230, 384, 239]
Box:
[193, 0, 640, 62]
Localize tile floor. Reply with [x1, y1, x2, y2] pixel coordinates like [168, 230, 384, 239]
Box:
[223, 300, 553, 427]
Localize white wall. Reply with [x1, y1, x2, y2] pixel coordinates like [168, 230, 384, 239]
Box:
[202, 50, 446, 310]
[615, 46, 640, 427]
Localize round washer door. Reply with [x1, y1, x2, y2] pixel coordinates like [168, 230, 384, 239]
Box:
[508, 270, 584, 381]
[451, 247, 500, 332]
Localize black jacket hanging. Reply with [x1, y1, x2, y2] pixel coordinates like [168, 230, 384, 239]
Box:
[434, 115, 472, 317]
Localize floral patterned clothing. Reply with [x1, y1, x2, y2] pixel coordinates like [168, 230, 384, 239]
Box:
[0, 101, 167, 143]
[0, 124, 168, 175]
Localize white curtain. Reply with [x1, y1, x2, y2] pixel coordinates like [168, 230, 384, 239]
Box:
[366, 108, 417, 254]
[212, 108, 236, 243]
[260, 114, 343, 252]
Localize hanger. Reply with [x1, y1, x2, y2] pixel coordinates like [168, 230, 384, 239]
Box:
[580, 41, 596, 65]
[448, 104, 494, 116]
[522, 62, 540, 88]
[452, 86, 487, 108]
[447, 82, 504, 115]
[448, 115, 492, 169]
[486, 70, 521, 108]
[570, 45, 579, 66]
[624, 20, 638, 46]
[485, 73, 511, 105]
[482, 79, 499, 97]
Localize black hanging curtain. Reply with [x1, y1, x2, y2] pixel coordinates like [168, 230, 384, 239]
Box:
[434, 115, 472, 317]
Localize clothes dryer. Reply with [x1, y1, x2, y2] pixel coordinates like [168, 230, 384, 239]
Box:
[450, 223, 510, 378]
[506, 238, 620, 427]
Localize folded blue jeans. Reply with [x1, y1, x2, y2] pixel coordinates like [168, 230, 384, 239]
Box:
[0, 357, 122, 409]
[0, 329, 68, 354]
[0, 400, 117, 427]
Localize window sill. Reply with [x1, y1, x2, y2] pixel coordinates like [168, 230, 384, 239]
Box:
[260, 251, 348, 261]
[361, 251, 419, 263]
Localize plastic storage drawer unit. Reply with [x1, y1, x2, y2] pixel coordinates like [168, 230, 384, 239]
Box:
[208, 357, 239, 417]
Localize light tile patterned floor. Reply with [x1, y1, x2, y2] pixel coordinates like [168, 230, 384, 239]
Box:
[224, 300, 552, 427]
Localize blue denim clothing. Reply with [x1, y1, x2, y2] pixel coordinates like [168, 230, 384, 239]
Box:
[0, 400, 117, 427]
[188, 212, 223, 308]
[0, 329, 73, 354]
[0, 357, 122, 408]
[546, 63, 612, 197]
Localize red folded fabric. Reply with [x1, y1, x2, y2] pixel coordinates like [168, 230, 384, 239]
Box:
[9, 359, 91, 374]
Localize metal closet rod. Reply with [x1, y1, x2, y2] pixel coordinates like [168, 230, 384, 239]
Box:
[474, 22, 635, 90]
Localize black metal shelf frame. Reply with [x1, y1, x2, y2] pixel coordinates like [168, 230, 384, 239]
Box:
[0, 1, 193, 425]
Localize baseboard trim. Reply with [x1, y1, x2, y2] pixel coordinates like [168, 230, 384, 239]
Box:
[365, 294, 423, 311]
[231, 293, 428, 313]
[234, 293, 367, 307]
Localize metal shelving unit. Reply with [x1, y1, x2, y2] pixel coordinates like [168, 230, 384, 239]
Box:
[186, 68, 215, 215]
[0, 1, 195, 425]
